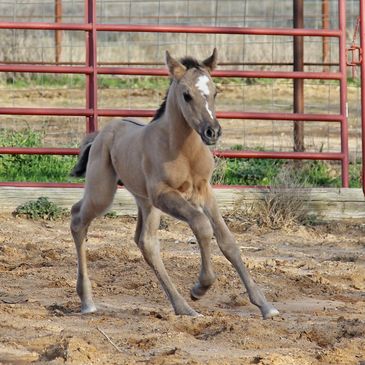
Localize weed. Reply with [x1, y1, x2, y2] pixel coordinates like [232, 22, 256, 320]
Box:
[13, 197, 68, 220]
[103, 211, 118, 218]
[211, 145, 285, 186]
[297, 160, 340, 187]
[226, 165, 310, 231]
[211, 155, 228, 185]
[255, 166, 311, 229]
[349, 163, 362, 188]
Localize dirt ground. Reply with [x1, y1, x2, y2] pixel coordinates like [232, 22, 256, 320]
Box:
[0, 213, 364, 365]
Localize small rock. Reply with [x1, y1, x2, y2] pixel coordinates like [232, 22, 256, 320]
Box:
[188, 237, 197, 244]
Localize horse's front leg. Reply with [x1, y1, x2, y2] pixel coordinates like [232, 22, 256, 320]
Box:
[204, 188, 279, 320]
[135, 197, 201, 316]
[153, 189, 216, 303]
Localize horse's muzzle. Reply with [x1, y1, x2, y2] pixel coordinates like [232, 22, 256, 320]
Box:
[201, 123, 222, 145]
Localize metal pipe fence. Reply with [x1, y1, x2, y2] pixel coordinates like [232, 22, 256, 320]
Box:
[0, 0, 356, 189]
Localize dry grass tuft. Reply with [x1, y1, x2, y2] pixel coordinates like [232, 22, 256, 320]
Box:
[224, 165, 311, 231]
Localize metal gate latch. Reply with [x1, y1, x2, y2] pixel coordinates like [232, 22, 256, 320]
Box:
[346, 45, 362, 66]
[346, 16, 362, 77]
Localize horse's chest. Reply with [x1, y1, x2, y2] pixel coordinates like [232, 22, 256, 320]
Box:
[165, 153, 213, 204]
[177, 178, 209, 206]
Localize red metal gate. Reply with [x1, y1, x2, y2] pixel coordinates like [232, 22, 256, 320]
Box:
[360, 0, 365, 194]
[0, 0, 354, 188]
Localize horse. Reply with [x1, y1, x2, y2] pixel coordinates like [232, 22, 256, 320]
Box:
[70, 49, 279, 319]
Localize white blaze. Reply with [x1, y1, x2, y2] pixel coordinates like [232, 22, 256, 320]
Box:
[195, 75, 210, 96]
[196, 75, 214, 119]
[205, 101, 214, 119]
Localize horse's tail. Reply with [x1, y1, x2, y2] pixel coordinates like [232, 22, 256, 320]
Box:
[70, 131, 99, 177]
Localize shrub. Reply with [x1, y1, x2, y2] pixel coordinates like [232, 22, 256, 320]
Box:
[225, 165, 311, 230]
[13, 197, 68, 220]
[255, 166, 311, 229]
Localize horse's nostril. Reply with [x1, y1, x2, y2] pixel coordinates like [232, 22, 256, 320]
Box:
[205, 127, 215, 139]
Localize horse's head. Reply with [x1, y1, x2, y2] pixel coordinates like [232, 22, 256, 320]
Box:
[166, 49, 222, 146]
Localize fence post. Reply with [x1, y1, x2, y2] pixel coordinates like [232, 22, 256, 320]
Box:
[55, 0, 62, 64]
[360, 0, 365, 193]
[322, 0, 330, 72]
[293, 0, 305, 152]
[339, 0, 349, 187]
[85, 0, 98, 133]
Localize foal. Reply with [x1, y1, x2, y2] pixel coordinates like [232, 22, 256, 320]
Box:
[70, 49, 279, 319]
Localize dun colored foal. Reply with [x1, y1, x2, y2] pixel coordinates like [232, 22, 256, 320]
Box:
[70, 49, 279, 319]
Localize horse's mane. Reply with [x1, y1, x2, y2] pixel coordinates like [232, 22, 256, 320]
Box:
[150, 56, 203, 123]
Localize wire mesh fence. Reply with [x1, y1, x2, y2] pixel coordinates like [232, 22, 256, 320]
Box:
[0, 0, 362, 186]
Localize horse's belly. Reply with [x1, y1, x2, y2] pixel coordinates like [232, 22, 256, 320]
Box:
[110, 129, 148, 198]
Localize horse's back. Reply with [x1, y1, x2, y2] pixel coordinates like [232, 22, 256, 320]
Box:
[103, 117, 146, 145]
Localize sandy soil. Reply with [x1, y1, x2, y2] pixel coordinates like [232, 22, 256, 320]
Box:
[0, 214, 364, 365]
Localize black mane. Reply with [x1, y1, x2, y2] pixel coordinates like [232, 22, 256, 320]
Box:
[150, 56, 202, 122]
[180, 56, 203, 70]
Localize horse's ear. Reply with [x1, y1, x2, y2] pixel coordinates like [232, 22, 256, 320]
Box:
[202, 48, 218, 73]
[165, 50, 186, 80]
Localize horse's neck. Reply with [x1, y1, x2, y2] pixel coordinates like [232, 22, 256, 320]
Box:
[162, 88, 202, 155]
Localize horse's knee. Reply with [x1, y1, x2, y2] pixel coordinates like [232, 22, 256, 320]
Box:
[71, 202, 82, 231]
[70, 200, 91, 238]
[71, 200, 82, 215]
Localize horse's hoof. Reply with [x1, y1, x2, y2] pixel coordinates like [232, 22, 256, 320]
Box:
[190, 283, 211, 301]
[261, 304, 280, 320]
[175, 307, 202, 317]
[188, 309, 203, 317]
[81, 302, 97, 314]
[190, 288, 202, 301]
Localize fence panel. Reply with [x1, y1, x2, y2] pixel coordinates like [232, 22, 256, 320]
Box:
[0, 0, 356, 189]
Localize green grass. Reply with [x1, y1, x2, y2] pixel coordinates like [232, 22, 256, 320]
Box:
[4, 74, 170, 90]
[0, 129, 79, 183]
[5, 74, 85, 89]
[212, 144, 361, 188]
[0, 130, 361, 187]
[3, 74, 359, 91]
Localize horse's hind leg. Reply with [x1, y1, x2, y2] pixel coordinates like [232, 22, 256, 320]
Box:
[71, 200, 97, 313]
[71, 145, 117, 313]
[135, 198, 200, 316]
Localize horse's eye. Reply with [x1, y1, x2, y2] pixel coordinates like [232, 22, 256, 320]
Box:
[214, 91, 218, 98]
[183, 92, 192, 102]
